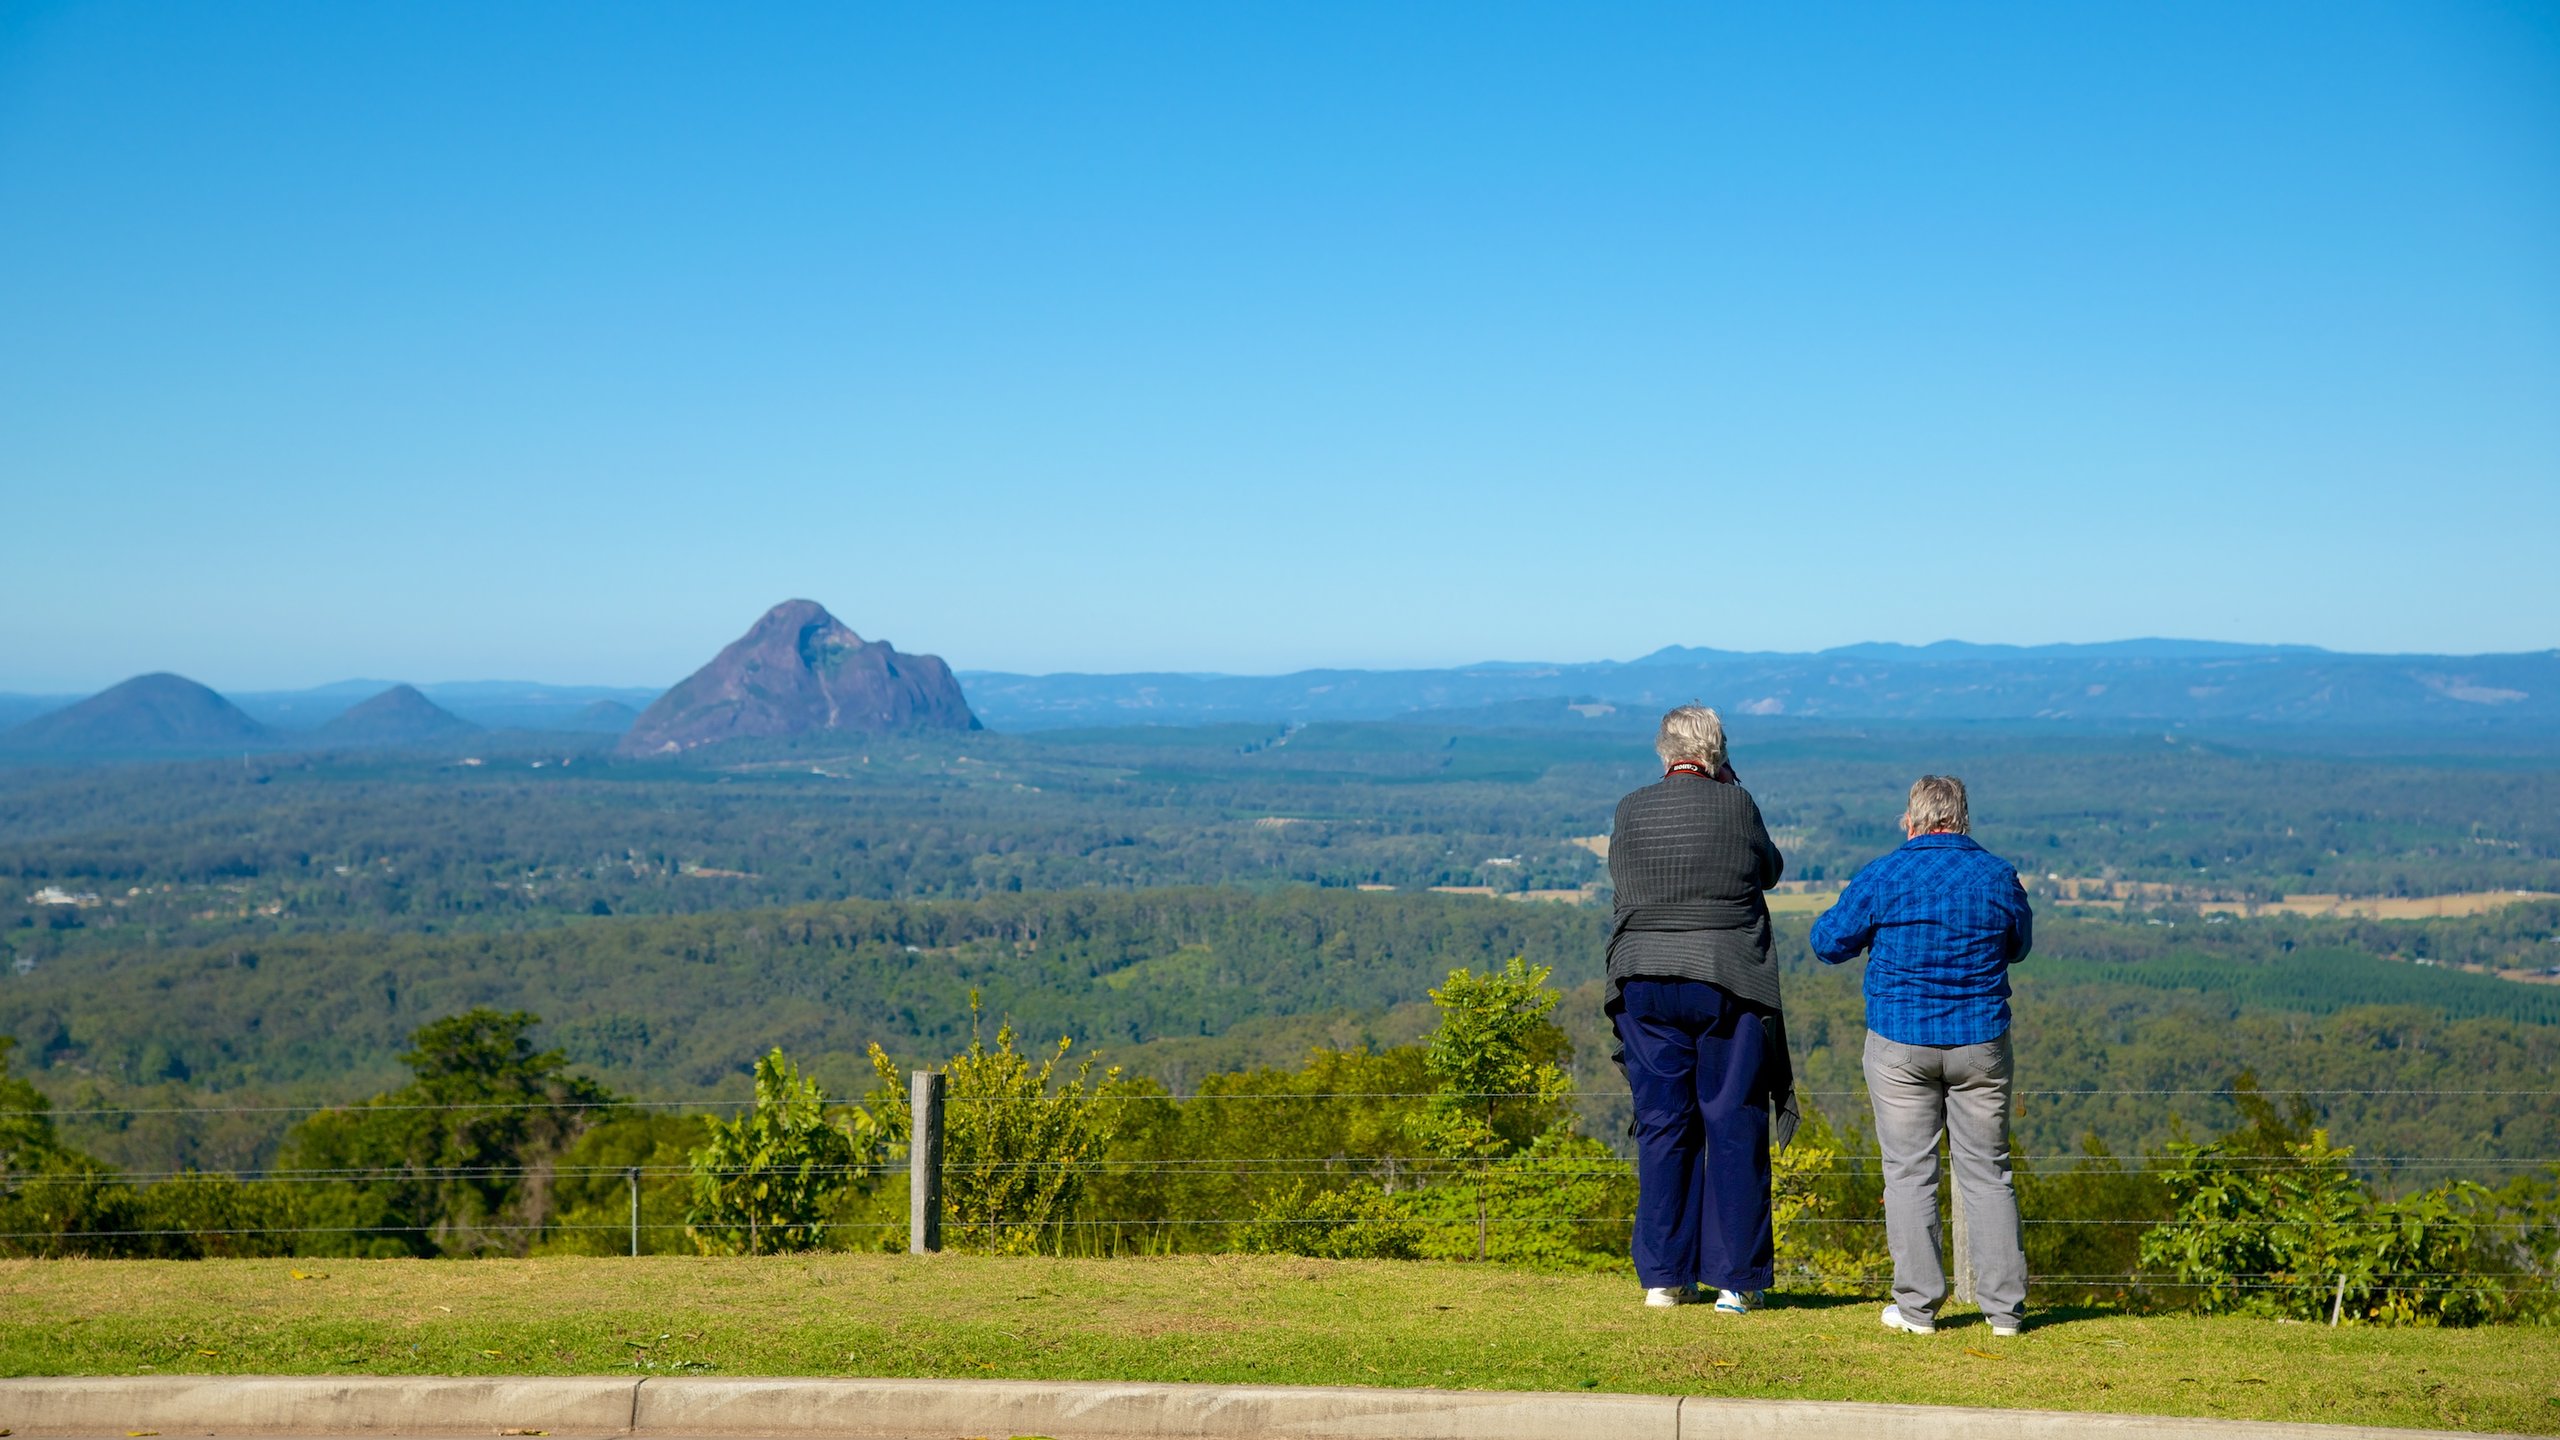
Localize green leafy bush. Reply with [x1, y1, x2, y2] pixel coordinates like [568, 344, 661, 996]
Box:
[687, 1049, 875, 1255]
[133, 1172, 300, 1258]
[1231, 960, 1633, 1270]
[1239, 1180, 1419, 1259]
[867, 996, 1130, 1256]
[1771, 1104, 1886, 1292]
[1399, 1131, 1632, 1269]
[1088, 1047, 1432, 1256]
[1404, 958, 1597, 1262]
[2136, 1089, 2546, 1325]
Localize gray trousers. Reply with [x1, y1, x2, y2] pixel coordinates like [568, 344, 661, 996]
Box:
[1862, 1030, 2027, 1327]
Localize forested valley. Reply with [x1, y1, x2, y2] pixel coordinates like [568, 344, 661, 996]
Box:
[2, 718, 2555, 1323]
[5, 721, 2558, 952]
[3, 886, 2554, 1179]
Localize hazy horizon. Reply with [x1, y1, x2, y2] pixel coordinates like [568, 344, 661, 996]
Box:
[7, 629, 2557, 700]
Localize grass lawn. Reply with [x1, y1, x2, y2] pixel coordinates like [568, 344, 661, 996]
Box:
[3, 1255, 2554, 1435]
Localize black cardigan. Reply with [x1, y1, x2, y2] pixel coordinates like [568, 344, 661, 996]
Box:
[1604, 773, 1799, 1148]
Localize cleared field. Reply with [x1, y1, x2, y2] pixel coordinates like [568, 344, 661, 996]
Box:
[2044, 879, 2556, 921]
[0, 1256, 2552, 1434]
[2205, 890, 2560, 920]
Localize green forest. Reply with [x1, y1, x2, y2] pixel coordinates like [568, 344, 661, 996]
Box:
[2, 718, 2556, 1324]
[4, 721, 2558, 954]
[5, 970, 2551, 1327]
[3, 886, 2555, 1185]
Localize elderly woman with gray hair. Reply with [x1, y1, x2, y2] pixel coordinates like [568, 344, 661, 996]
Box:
[1812, 775, 2033, 1337]
[1605, 704, 1793, 1314]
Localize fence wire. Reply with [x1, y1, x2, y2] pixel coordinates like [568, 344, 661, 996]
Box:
[16, 1085, 2560, 1120]
[3, 1084, 2551, 1314]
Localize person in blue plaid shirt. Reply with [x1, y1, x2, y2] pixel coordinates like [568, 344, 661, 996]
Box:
[1811, 774, 2033, 1338]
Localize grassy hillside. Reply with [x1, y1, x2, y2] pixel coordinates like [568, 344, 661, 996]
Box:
[2, 1255, 2551, 1434]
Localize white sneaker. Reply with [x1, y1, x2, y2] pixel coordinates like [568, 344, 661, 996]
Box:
[1990, 1320, 2022, 1338]
[1644, 1285, 1701, 1308]
[1880, 1302, 1936, 1334]
[1713, 1289, 1756, 1315]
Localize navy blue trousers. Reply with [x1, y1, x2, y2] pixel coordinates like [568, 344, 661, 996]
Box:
[1615, 977, 1774, 1292]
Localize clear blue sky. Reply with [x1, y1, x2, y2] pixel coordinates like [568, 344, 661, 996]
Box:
[3, 3, 2555, 692]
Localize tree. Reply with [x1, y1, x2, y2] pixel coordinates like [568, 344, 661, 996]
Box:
[1094, 1045, 1433, 1256]
[0, 1036, 142, 1257]
[281, 1008, 616, 1257]
[0, 1036, 61, 1181]
[1415, 957, 1576, 1156]
[539, 1112, 713, 1257]
[687, 1050, 873, 1255]
[1409, 958, 1583, 1261]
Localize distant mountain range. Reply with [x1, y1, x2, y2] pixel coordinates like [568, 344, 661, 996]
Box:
[3, 635, 2552, 756]
[0, 680, 662, 729]
[224, 679, 668, 731]
[0, 674, 655, 757]
[0, 599, 981, 758]
[957, 641, 2560, 730]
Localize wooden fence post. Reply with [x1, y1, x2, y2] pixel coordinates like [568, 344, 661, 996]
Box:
[910, 1070, 945, 1255]
[627, 1166, 641, 1257]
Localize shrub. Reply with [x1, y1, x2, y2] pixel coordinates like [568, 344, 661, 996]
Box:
[1771, 1104, 1886, 1292]
[135, 1172, 299, 1258]
[868, 995, 1130, 1256]
[1407, 957, 1593, 1263]
[1400, 1130, 1633, 1270]
[2138, 1124, 2534, 1324]
[687, 1049, 874, 1255]
[1239, 1181, 1419, 1260]
[0, 1163, 143, 1258]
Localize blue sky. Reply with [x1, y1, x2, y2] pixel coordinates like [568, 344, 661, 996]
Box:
[2, 3, 2555, 691]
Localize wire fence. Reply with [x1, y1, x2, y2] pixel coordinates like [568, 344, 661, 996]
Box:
[52, 1151, 2560, 1185]
[6, 1084, 2553, 1320]
[16, 1085, 2560, 1120]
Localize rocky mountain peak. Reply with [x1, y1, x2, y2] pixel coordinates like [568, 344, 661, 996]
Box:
[618, 600, 980, 757]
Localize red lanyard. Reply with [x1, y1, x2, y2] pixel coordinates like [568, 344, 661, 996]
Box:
[1665, 761, 1715, 778]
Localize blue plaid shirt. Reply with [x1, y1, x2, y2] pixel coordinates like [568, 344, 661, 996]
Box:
[1810, 832, 2034, 1046]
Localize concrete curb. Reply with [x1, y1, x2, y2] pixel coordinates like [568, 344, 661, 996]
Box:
[636, 1377, 1679, 1438]
[650, 1377, 1685, 1438]
[0, 1377, 639, 1435]
[0, 1376, 2511, 1439]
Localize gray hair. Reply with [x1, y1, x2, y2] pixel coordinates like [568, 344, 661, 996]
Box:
[1906, 775, 1970, 834]
[1654, 705, 1727, 770]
